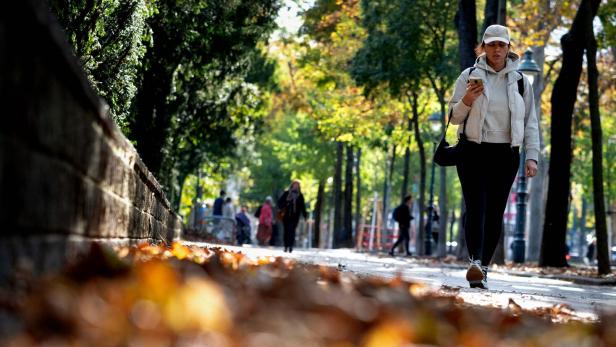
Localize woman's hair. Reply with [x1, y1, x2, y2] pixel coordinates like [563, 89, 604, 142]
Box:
[474, 42, 517, 56]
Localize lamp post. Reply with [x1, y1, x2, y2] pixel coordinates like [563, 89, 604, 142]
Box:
[512, 49, 541, 263]
[425, 112, 442, 256]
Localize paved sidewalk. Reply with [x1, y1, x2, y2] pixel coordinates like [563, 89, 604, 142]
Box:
[406, 258, 616, 286]
[186, 242, 616, 321]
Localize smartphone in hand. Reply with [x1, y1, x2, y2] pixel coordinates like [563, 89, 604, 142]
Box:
[468, 77, 483, 87]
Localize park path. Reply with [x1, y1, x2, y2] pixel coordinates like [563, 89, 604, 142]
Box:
[186, 242, 616, 321]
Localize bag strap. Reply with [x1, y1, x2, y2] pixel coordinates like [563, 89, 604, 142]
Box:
[516, 71, 524, 96]
[443, 108, 469, 140]
[442, 67, 475, 139]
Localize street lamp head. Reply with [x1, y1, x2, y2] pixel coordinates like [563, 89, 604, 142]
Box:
[518, 49, 541, 85]
[428, 112, 442, 134]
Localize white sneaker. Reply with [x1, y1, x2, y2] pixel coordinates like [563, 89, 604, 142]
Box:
[466, 259, 487, 289]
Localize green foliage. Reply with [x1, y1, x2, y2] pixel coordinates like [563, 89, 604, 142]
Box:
[164, 52, 277, 210]
[350, 0, 424, 96]
[597, 1, 616, 51]
[48, 0, 151, 131]
[51, 0, 283, 213]
[238, 112, 330, 207]
[300, 0, 343, 42]
[350, 0, 458, 99]
[128, 0, 281, 195]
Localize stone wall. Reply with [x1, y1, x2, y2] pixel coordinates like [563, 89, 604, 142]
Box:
[0, 1, 182, 281]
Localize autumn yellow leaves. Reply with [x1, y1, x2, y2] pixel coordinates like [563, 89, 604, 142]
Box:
[2, 242, 614, 347]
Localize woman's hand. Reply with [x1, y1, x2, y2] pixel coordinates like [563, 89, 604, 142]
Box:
[461, 81, 484, 106]
[525, 160, 538, 177]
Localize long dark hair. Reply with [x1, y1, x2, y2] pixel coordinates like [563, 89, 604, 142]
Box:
[287, 180, 302, 195]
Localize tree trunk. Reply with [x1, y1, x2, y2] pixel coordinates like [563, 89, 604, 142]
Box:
[314, 179, 325, 248]
[455, 0, 478, 71]
[527, 46, 547, 262]
[437, 103, 448, 258]
[355, 148, 362, 240]
[382, 144, 396, 234]
[579, 200, 587, 259]
[401, 147, 410, 202]
[497, 0, 506, 25]
[129, 24, 176, 177]
[586, 23, 611, 274]
[411, 92, 426, 255]
[343, 145, 354, 247]
[541, 0, 600, 267]
[333, 141, 344, 248]
[401, 115, 412, 202]
[482, 0, 499, 34]
[389, 143, 397, 211]
[173, 173, 188, 213]
[382, 143, 390, 234]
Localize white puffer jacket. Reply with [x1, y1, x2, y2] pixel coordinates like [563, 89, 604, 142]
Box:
[448, 53, 540, 163]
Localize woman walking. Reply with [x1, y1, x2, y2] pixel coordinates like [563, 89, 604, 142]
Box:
[277, 181, 307, 253]
[448, 25, 540, 289]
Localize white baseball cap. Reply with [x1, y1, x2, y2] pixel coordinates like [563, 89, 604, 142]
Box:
[482, 24, 510, 44]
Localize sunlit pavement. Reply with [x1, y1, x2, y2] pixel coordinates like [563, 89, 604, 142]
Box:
[185, 242, 616, 321]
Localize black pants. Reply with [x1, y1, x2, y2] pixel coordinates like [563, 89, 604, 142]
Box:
[456, 142, 519, 266]
[283, 218, 299, 250]
[391, 224, 410, 254]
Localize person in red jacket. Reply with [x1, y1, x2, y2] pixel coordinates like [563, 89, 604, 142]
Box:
[256, 197, 273, 246]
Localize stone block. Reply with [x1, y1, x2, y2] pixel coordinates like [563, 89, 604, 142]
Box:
[104, 155, 125, 197]
[86, 136, 113, 184]
[1, 144, 83, 236]
[126, 172, 137, 206]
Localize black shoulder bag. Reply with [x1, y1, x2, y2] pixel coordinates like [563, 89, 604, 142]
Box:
[433, 67, 478, 167]
[433, 111, 469, 167]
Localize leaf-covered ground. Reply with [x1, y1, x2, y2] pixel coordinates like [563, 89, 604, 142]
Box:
[1, 243, 615, 347]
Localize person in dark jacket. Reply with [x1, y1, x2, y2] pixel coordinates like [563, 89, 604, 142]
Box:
[235, 205, 251, 245]
[277, 180, 307, 253]
[586, 238, 596, 265]
[429, 206, 440, 244]
[212, 190, 226, 216]
[389, 195, 414, 256]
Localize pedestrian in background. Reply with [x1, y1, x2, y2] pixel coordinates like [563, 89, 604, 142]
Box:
[277, 181, 307, 253]
[257, 197, 273, 246]
[213, 190, 226, 217]
[586, 238, 596, 265]
[389, 195, 414, 256]
[428, 205, 441, 244]
[221, 197, 235, 240]
[448, 24, 540, 289]
[235, 205, 251, 245]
